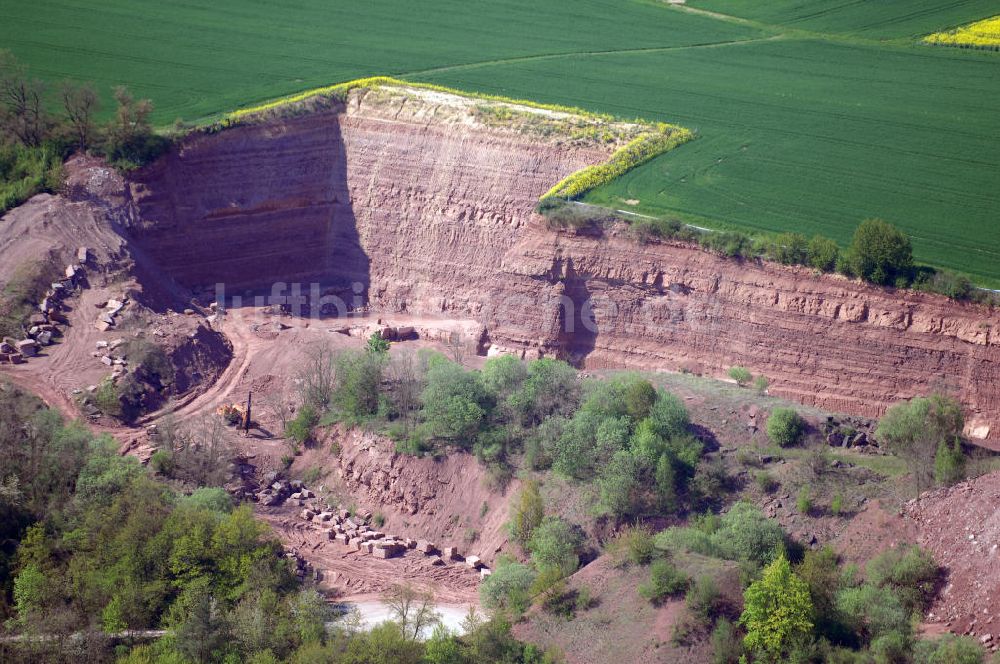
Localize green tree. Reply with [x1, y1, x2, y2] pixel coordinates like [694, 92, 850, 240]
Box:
[876, 393, 964, 494]
[479, 559, 535, 615]
[333, 350, 385, 420]
[598, 449, 641, 519]
[508, 480, 544, 549]
[807, 235, 839, 272]
[772, 232, 808, 265]
[767, 408, 805, 447]
[528, 516, 581, 576]
[934, 438, 965, 486]
[740, 554, 814, 662]
[845, 218, 913, 286]
[623, 379, 657, 421]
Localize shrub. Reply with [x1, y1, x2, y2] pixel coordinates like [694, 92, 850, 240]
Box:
[657, 502, 786, 568]
[753, 375, 769, 395]
[508, 480, 544, 549]
[285, 404, 319, 445]
[639, 559, 690, 605]
[149, 450, 175, 477]
[754, 471, 778, 493]
[598, 449, 642, 518]
[686, 574, 723, 627]
[767, 408, 805, 447]
[608, 525, 656, 567]
[528, 517, 582, 576]
[913, 634, 987, 664]
[710, 618, 743, 664]
[479, 559, 536, 615]
[866, 545, 940, 614]
[807, 235, 840, 272]
[836, 584, 910, 644]
[845, 218, 913, 286]
[728, 366, 752, 387]
[771, 232, 808, 265]
[796, 487, 812, 515]
[934, 438, 965, 486]
[830, 493, 844, 516]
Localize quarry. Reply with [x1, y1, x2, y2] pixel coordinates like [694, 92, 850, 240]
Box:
[1, 80, 999, 662]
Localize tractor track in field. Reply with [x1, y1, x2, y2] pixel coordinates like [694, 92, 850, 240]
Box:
[398, 34, 785, 79]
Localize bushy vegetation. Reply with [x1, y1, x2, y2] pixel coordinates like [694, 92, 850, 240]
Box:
[655, 502, 786, 569]
[0, 50, 168, 215]
[876, 393, 969, 494]
[924, 16, 1000, 50]
[766, 407, 805, 447]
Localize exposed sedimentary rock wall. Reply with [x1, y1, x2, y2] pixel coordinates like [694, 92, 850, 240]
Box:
[124, 88, 1000, 440]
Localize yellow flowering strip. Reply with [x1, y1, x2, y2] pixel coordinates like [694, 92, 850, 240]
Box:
[924, 16, 1000, 49]
[222, 76, 617, 125]
[540, 125, 695, 201]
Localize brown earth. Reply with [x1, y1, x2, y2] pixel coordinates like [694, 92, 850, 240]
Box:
[904, 472, 1000, 649]
[120, 85, 1000, 443]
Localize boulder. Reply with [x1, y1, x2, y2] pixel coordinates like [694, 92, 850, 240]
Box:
[465, 556, 483, 570]
[36, 331, 52, 346]
[416, 540, 438, 554]
[300, 509, 315, 520]
[95, 320, 112, 332]
[16, 340, 39, 357]
[429, 556, 445, 566]
[480, 567, 492, 579]
[442, 546, 460, 561]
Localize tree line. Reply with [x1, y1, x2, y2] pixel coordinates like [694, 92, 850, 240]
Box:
[0, 49, 168, 214]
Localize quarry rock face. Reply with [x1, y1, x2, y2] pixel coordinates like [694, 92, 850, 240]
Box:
[124, 89, 1000, 441]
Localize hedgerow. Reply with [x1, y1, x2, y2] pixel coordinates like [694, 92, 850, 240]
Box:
[539, 126, 694, 202]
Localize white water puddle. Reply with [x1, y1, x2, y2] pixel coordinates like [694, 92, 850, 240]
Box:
[331, 601, 478, 639]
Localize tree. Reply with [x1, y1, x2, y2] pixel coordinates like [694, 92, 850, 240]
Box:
[383, 584, 440, 641]
[298, 343, 337, 410]
[332, 350, 385, 420]
[508, 480, 544, 549]
[876, 393, 964, 494]
[0, 50, 49, 146]
[110, 85, 152, 144]
[845, 218, 913, 286]
[528, 516, 581, 576]
[807, 235, 839, 272]
[772, 232, 808, 265]
[624, 379, 658, 421]
[479, 559, 535, 615]
[740, 554, 814, 662]
[934, 438, 965, 486]
[60, 81, 100, 150]
[766, 408, 805, 447]
[598, 449, 642, 518]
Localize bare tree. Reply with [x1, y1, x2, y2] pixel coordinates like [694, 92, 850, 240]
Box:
[298, 342, 337, 410]
[109, 85, 153, 145]
[262, 382, 292, 435]
[173, 415, 231, 486]
[0, 49, 49, 146]
[383, 584, 440, 641]
[387, 351, 421, 433]
[446, 331, 466, 366]
[60, 81, 100, 150]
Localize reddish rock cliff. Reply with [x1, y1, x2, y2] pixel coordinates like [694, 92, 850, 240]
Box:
[124, 87, 1000, 441]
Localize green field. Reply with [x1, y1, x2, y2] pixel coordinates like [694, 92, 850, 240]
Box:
[3, 0, 999, 284]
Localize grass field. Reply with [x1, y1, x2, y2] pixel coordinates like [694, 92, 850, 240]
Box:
[3, 0, 999, 284]
[686, 0, 999, 38]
